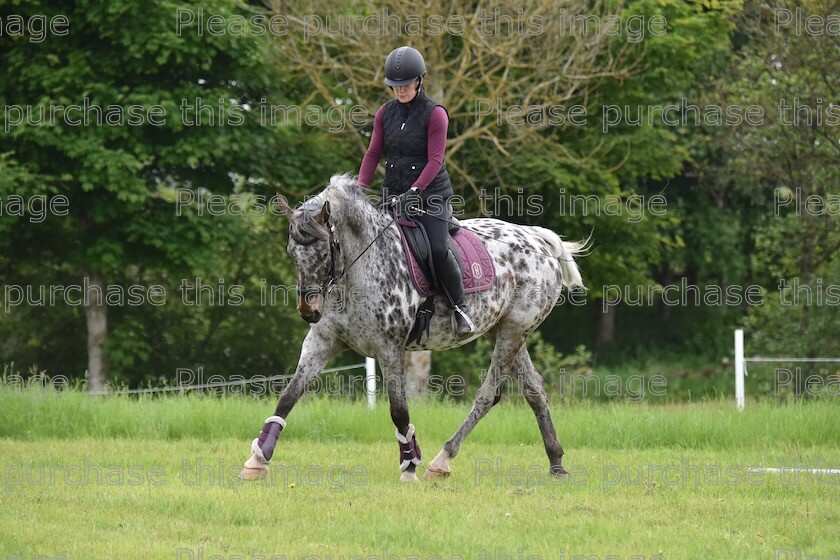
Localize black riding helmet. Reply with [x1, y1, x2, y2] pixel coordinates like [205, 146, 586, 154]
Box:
[383, 46, 426, 87]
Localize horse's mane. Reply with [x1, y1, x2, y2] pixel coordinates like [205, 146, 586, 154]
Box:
[289, 174, 388, 242]
[289, 195, 329, 243]
[326, 173, 386, 226]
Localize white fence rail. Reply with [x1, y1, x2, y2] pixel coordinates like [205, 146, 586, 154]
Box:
[90, 357, 379, 409]
[734, 329, 840, 410]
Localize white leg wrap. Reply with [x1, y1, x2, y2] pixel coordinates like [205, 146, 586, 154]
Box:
[265, 415, 287, 428]
[395, 423, 415, 444]
[251, 438, 268, 464]
[243, 453, 266, 471]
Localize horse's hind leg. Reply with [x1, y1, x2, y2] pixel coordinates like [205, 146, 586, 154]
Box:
[514, 344, 567, 475]
[425, 329, 517, 478]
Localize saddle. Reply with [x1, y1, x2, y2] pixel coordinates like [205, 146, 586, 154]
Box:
[394, 209, 495, 298]
[394, 208, 494, 344]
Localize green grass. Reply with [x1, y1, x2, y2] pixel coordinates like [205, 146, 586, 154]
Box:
[1, 392, 839, 559]
[1, 390, 839, 449]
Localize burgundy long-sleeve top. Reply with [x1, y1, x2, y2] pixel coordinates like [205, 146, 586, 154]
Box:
[358, 104, 448, 190]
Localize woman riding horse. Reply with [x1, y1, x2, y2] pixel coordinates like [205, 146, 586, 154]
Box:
[357, 46, 476, 339]
[238, 48, 587, 483]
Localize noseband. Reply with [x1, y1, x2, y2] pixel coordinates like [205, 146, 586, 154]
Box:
[292, 213, 342, 301]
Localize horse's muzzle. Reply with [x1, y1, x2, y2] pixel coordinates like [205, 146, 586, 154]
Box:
[300, 309, 322, 323]
[298, 288, 324, 323]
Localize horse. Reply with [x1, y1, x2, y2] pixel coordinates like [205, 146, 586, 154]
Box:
[240, 174, 587, 482]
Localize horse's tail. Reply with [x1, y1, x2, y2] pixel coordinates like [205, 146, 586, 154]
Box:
[529, 227, 589, 290]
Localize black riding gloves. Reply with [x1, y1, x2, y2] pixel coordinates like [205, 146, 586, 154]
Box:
[389, 188, 423, 215]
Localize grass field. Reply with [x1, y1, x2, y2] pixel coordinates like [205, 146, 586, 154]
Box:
[1, 392, 839, 560]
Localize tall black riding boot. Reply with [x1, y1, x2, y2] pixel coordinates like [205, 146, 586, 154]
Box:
[437, 249, 476, 339]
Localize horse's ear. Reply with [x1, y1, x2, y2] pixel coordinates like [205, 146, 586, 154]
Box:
[317, 200, 331, 225]
[274, 194, 293, 219]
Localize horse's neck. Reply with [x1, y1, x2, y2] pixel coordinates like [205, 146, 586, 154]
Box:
[333, 207, 400, 293]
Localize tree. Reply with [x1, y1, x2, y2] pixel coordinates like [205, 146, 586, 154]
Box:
[0, 0, 291, 390]
[533, 0, 736, 348]
[261, 0, 737, 357]
[703, 0, 840, 385]
[257, 0, 637, 194]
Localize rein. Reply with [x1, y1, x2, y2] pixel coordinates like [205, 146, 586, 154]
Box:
[296, 211, 396, 301]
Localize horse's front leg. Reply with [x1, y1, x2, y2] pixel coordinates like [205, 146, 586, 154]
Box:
[240, 329, 346, 480]
[379, 346, 423, 483]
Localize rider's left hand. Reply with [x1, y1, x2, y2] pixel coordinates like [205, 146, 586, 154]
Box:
[389, 188, 422, 215]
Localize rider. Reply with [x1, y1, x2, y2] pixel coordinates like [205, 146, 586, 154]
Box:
[357, 46, 476, 339]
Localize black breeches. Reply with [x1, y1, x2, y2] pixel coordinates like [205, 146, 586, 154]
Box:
[414, 196, 451, 269]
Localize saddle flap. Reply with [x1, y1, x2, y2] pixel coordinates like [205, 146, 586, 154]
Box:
[395, 209, 496, 298]
[396, 211, 434, 289]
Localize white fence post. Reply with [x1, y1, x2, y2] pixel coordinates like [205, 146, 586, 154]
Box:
[735, 329, 745, 411]
[365, 357, 376, 409]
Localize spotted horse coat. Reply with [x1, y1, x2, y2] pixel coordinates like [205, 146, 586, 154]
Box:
[240, 174, 588, 482]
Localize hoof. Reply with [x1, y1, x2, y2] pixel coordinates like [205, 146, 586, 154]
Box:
[550, 465, 569, 477]
[240, 454, 268, 481]
[400, 471, 421, 483]
[423, 465, 451, 479]
[239, 466, 268, 481]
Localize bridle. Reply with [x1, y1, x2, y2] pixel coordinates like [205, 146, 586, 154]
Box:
[291, 213, 343, 302]
[292, 204, 395, 303]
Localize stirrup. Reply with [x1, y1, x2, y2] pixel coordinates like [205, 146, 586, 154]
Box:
[452, 306, 476, 339]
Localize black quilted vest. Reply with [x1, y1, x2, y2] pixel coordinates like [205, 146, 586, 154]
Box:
[381, 90, 452, 197]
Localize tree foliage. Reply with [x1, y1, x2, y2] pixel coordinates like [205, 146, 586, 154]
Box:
[0, 0, 835, 391]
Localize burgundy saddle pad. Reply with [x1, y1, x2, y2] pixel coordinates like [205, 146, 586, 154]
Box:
[396, 218, 496, 297]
